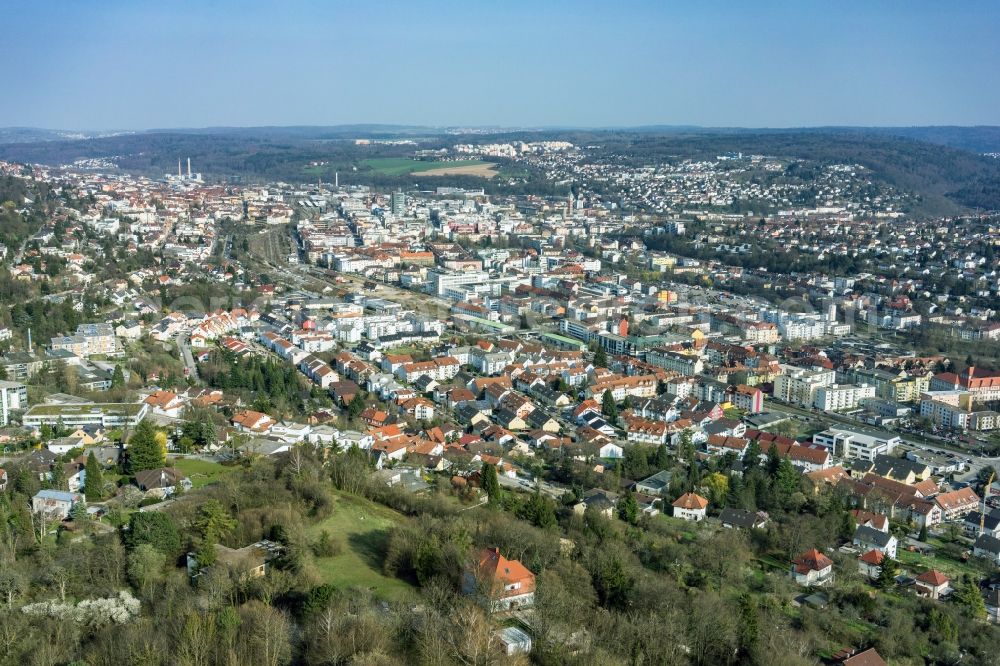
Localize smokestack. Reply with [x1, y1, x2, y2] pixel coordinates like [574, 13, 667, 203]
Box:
[178, 159, 182, 178]
[335, 172, 339, 188]
[27, 328, 31, 352]
[187, 157, 192, 178]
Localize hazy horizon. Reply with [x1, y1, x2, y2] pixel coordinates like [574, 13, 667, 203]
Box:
[6, 122, 1000, 135]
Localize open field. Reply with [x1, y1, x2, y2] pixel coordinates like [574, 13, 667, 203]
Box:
[169, 457, 237, 489]
[412, 163, 498, 178]
[361, 157, 495, 177]
[308, 490, 416, 601]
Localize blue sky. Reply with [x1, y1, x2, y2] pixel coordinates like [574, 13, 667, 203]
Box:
[5, 1, 998, 129]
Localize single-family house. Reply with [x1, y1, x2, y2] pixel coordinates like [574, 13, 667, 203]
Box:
[465, 547, 536, 612]
[672, 492, 708, 521]
[973, 533, 1000, 565]
[915, 569, 950, 600]
[232, 410, 275, 434]
[857, 549, 884, 580]
[718, 507, 768, 530]
[134, 467, 191, 498]
[853, 525, 898, 559]
[790, 548, 834, 587]
[32, 489, 83, 520]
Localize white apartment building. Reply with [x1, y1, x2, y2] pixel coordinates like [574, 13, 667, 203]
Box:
[920, 391, 970, 430]
[645, 348, 705, 376]
[773, 365, 836, 407]
[813, 426, 901, 462]
[425, 269, 488, 297]
[0, 380, 28, 426]
[779, 318, 827, 341]
[813, 383, 875, 412]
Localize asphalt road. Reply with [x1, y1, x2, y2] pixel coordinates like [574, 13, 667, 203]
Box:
[175, 331, 200, 381]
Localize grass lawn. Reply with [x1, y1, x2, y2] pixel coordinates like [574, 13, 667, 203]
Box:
[308, 491, 417, 601]
[169, 457, 237, 489]
[897, 548, 984, 580]
[383, 344, 422, 356]
[362, 157, 490, 176]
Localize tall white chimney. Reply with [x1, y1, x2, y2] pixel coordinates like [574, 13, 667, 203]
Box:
[187, 158, 192, 178]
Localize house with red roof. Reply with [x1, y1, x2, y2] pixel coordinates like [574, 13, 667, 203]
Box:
[672, 492, 708, 521]
[933, 487, 980, 521]
[144, 390, 184, 418]
[915, 569, 950, 600]
[466, 547, 536, 612]
[790, 548, 834, 587]
[839, 647, 887, 666]
[857, 549, 884, 580]
[232, 410, 274, 434]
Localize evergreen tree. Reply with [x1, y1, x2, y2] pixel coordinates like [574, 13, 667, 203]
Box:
[840, 510, 857, 540]
[774, 456, 801, 503]
[69, 501, 88, 523]
[725, 473, 745, 507]
[84, 451, 103, 502]
[954, 576, 987, 619]
[348, 391, 367, 419]
[193, 499, 237, 567]
[111, 364, 125, 389]
[517, 490, 557, 529]
[742, 439, 761, 469]
[127, 420, 166, 474]
[876, 555, 899, 588]
[601, 390, 618, 424]
[918, 522, 928, 542]
[49, 460, 66, 491]
[765, 444, 782, 476]
[593, 345, 607, 368]
[654, 444, 670, 469]
[617, 489, 639, 524]
[126, 511, 182, 556]
[480, 461, 501, 506]
[678, 429, 695, 464]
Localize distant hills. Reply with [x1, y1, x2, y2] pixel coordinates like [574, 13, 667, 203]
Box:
[0, 127, 134, 144]
[4, 124, 1000, 153]
[0, 124, 998, 215]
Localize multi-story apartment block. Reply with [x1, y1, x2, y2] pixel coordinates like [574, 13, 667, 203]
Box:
[930, 367, 1000, 404]
[814, 383, 875, 412]
[0, 380, 28, 426]
[645, 348, 704, 376]
[773, 365, 835, 407]
[813, 426, 901, 462]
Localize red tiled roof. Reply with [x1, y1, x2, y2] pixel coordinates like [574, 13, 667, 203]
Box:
[916, 569, 949, 586]
[672, 492, 708, 510]
[792, 548, 833, 574]
[859, 549, 884, 565]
